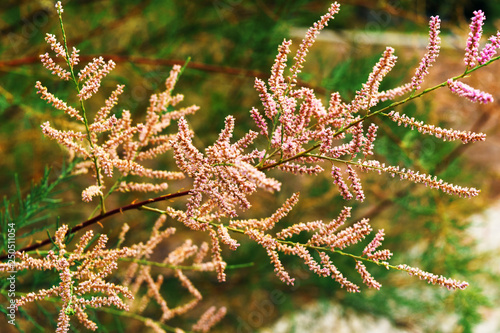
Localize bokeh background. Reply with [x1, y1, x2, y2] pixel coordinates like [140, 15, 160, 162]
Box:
[1, 1, 500, 332]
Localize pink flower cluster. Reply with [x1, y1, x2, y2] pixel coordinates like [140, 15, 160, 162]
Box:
[360, 160, 480, 198]
[172, 116, 280, 220]
[242, 201, 391, 290]
[164, 2, 490, 298]
[289, 2, 341, 88]
[3, 225, 137, 333]
[464, 10, 486, 68]
[388, 111, 487, 143]
[447, 79, 494, 104]
[118, 215, 226, 330]
[347, 47, 398, 112]
[164, 194, 391, 291]
[77, 57, 116, 100]
[37, 28, 199, 202]
[478, 31, 500, 65]
[411, 16, 441, 91]
[165, 192, 390, 291]
[246, 9, 489, 203]
[248, 10, 407, 202]
[397, 264, 469, 290]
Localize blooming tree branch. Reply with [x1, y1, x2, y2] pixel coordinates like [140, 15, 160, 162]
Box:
[2, 1, 500, 332]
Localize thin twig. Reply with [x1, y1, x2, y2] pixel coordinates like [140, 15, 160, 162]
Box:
[0, 190, 191, 260]
[0, 55, 326, 94]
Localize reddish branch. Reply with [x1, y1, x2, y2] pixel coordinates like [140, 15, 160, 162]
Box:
[0, 190, 191, 260]
[0, 55, 325, 94]
[0, 55, 267, 78]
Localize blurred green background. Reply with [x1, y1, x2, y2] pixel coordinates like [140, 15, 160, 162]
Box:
[1, 1, 500, 332]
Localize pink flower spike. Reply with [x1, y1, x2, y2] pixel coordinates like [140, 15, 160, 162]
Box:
[55, 1, 64, 14]
[397, 264, 469, 290]
[192, 306, 227, 332]
[355, 260, 381, 290]
[45, 33, 66, 59]
[269, 39, 292, 96]
[377, 83, 413, 102]
[40, 122, 89, 157]
[217, 224, 239, 251]
[36, 81, 83, 121]
[464, 10, 486, 68]
[363, 229, 385, 257]
[362, 123, 378, 156]
[388, 111, 486, 143]
[78, 59, 116, 100]
[82, 185, 103, 202]
[39, 53, 71, 80]
[347, 47, 397, 113]
[319, 252, 359, 292]
[289, 2, 341, 88]
[447, 79, 493, 104]
[69, 47, 80, 66]
[411, 16, 441, 91]
[346, 165, 364, 201]
[165, 65, 181, 92]
[331, 165, 353, 200]
[78, 57, 105, 82]
[266, 248, 295, 285]
[250, 107, 268, 137]
[254, 78, 278, 119]
[477, 31, 500, 65]
[94, 84, 125, 123]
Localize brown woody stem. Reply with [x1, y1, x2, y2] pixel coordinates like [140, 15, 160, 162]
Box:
[0, 190, 191, 260]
